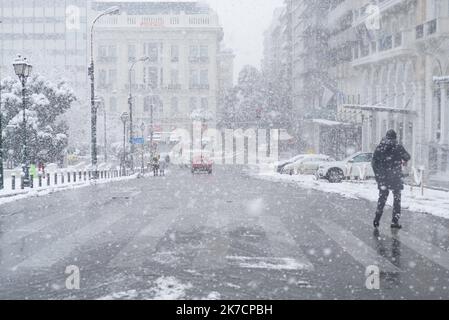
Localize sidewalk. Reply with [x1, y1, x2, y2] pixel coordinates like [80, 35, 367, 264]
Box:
[253, 168, 449, 220]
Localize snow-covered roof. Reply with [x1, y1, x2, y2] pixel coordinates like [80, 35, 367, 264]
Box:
[309, 119, 346, 126]
[92, 1, 210, 15]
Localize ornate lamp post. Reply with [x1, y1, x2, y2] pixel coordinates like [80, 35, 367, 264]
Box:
[128, 56, 150, 172]
[13, 55, 33, 187]
[140, 122, 146, 173]
[120, 112, 130, 176]
[89, 6, 120, 178]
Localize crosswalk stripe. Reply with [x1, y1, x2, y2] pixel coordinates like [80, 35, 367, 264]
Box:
[344, 209, 449, 272]
[108, 210, 180, 268]
[14, 211, 128, 269]
[257, 214, 314, 271]
[1, 212, 76, 245]
[392, 231, 449, 271]
[314, 219, 401, 273]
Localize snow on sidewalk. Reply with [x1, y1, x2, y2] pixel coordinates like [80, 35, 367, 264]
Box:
[253, 169, 449, 220]
[0, 174, 139, 206]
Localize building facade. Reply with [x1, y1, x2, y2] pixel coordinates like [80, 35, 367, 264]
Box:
[0, 0, 91, 149]
[266, 0, 449, 174]
[331, 0, 449, 175]
[92, 1, 229, 147]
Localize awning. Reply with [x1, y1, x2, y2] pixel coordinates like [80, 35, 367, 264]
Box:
[342, 104, 417, 115]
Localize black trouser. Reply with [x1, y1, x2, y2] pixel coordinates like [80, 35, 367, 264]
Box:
[376, 189, 402, 223]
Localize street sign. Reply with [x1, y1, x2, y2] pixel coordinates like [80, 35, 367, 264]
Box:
[131, 137, 145, 145]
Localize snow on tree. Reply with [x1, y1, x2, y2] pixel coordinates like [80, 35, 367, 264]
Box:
[0, 74, 76, 166]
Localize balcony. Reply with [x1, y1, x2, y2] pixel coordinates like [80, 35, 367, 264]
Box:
[189, 56, 210, 64]
[189, 84, 209, 90]
[352, 30, 414, 67]
[353, 0, 407, 27]
[97, 56, 117, 64]
[165, 84, 182, 90]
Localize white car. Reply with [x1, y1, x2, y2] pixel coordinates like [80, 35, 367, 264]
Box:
[316, 152, 375, 183]
[276, 154, 309, 173]
[282, 154, 334, 175]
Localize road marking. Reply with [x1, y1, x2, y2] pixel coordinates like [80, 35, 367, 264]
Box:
[1, 212, 76, 245]
[314, 219, 401, 273]
[14, 211, 128, 269]
[258, 214, 314, 271]
[226, 256, 312, 271]
[392, 231, 449, 271]
[108, 210, 179, 268]
[347, 211, 449, 272]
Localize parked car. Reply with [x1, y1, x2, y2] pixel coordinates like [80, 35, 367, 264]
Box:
[316, 152, 375, 183]
[282, 154, 335, 175]
[276, 154, 308, 173]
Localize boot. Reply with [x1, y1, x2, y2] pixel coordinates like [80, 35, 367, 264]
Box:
[373, 214, 382, 229]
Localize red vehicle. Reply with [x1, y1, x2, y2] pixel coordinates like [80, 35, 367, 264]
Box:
[191, 151, 213, 174]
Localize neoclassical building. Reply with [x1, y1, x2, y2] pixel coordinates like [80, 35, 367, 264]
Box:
[92, 1, 230, 148]
[332, 0, 449, 175]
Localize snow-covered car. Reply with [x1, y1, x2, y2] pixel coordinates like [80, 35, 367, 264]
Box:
[283, 154, 335, 175]
[316, 152, 375, 183]
[276, 154, 308, 173]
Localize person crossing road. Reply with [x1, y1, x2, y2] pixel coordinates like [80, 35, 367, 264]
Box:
[372, 129, 411, 230]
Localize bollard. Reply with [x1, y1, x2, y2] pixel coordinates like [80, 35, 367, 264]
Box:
[67, 172, 71, 183]
[11, 174, 16, 190]
[61, 171, 65, 184]
[38, 172, 43, 188]
[73, 172, 76, 182]
[21, 174, 24, 189]
[30, 175, 34, 188]
[88, 171, 91, 179]
[47, 173, 50, 186]
[84, 171, 87, 181]
[54, 173, 58, 185]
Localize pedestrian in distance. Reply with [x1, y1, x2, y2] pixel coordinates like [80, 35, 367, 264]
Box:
[372, 129, 411, 230]
[159, 158, 166, 176]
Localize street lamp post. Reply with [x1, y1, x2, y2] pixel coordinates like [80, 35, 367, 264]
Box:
[120, 112, 129, 176]
[140, 122, 145, 173]
[128, 56, 149, 173]
[89, 6, 120, 179]
[13, 55, 33, 187]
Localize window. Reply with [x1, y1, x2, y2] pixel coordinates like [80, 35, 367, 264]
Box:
[352, 153, 372, 163]
[200, 70, 209, 86]
[189, 45, 199, 58]
[144, 43, 158, 62]
[128, 44, 136, 62]
[108, 69, 117, 87]
[171, 45, 179, 62]
[144, 67, 158, 89]
[108, 45, 117, 58]
[190, 69, 199, 87]
[200, 45, 208, 60]
[201, 97, 208, 110]
[99, 45, 107, 57]
[99, 70, 107, 87]
[170, 69, 179, 85]
[189, 97, 197, 112]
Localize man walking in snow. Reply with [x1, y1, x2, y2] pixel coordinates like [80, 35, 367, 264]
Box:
[372, 129, 411, 229]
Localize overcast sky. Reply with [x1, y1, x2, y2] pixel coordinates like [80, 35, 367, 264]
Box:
[205, 0, 284, 80]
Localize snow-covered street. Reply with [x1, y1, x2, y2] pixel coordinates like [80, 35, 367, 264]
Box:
[1, 166, 449, 299]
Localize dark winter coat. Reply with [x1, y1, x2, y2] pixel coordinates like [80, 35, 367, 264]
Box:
[372, 136, 411, 191]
